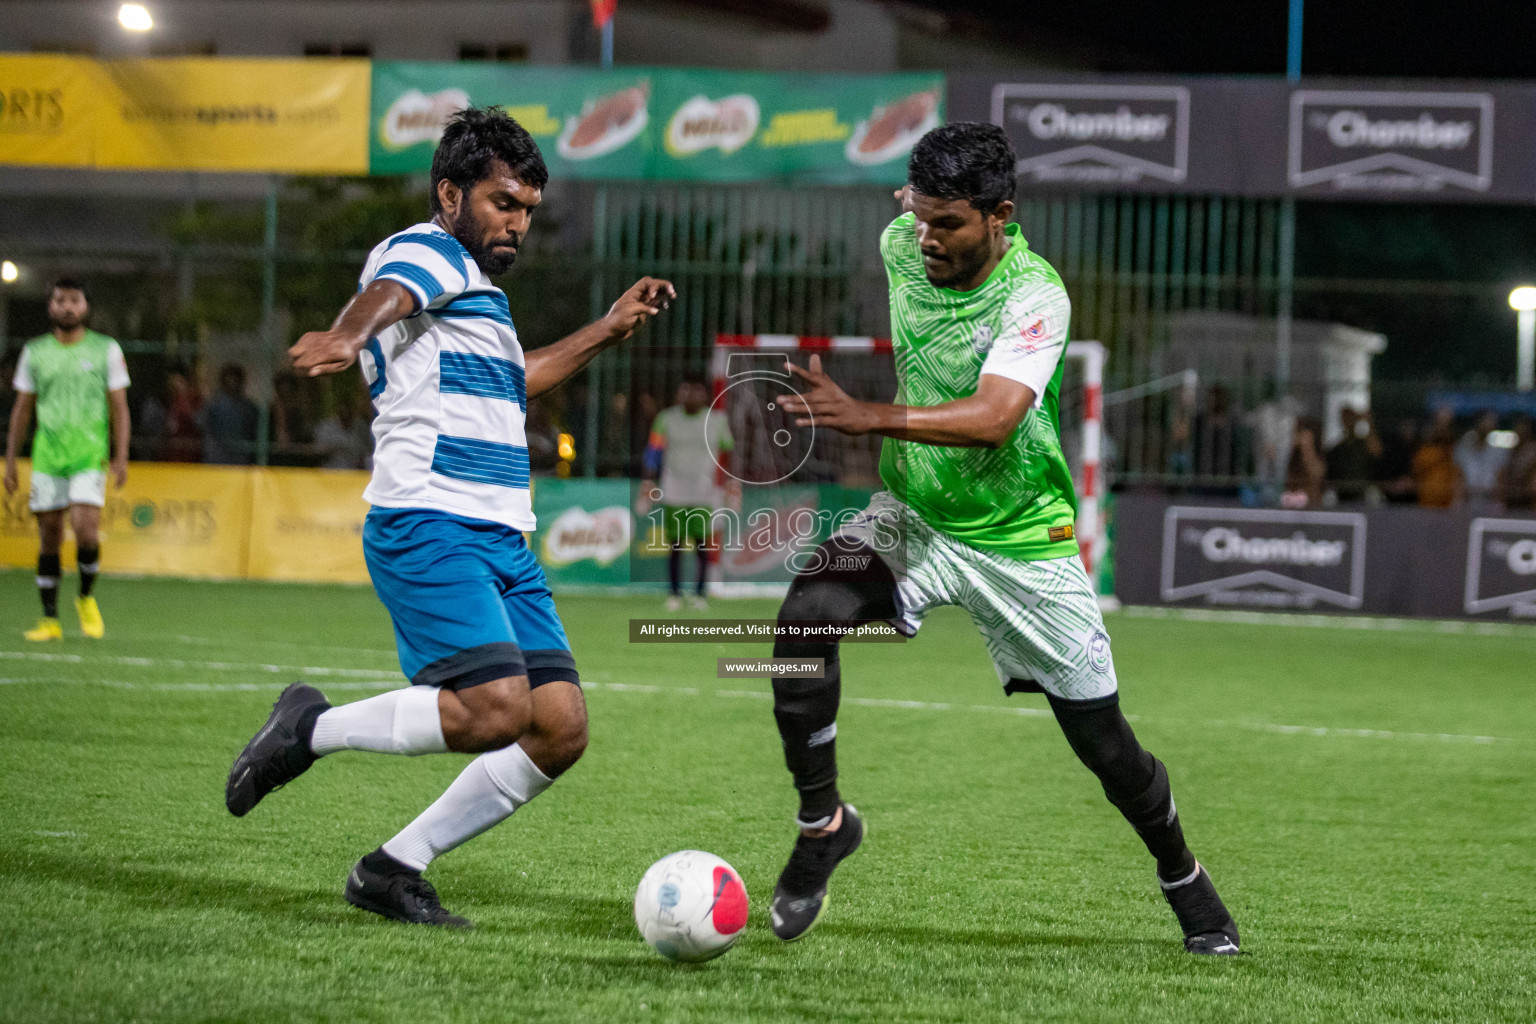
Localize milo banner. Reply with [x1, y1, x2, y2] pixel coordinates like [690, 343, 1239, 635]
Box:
[372, 62, 652, 179]
[370, 63, 942, 184]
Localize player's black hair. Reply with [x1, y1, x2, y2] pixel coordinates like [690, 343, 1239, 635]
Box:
[50, 276, 89, 302]
[906, 122, 1017, 216]
[429, 106, 549, 213]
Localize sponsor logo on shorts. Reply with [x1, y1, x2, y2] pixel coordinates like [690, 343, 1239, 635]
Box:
[1088, 631, 1111, 673]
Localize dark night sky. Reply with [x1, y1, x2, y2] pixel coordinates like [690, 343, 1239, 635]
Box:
[942, 1, 1536, 79]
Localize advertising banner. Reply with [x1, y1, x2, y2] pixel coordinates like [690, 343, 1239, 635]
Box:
[1116, 494, 1536, 620]
[0, 54, 101, 168]
[532, 477, 635, 588]
[648, 71, 941, 184]
[949, 73, 1536, 204]
[372, 62, 652, 179]
[246, 468, 371, 583]
[0, 461, 253, 578]
[369, 63, 941, 184]
[95, 58, 369, 173]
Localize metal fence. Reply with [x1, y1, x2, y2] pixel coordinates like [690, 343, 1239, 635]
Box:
[2, 172, 1531, 501]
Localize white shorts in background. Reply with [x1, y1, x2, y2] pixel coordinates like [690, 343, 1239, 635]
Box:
[30, 469, 107, 513]
[832, 491, 1118, 703]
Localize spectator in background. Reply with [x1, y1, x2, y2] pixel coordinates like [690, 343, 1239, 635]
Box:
[1281, 417, 1326, 508]
[1246, 388, 1302, 501]
[1454, 409, 1508, 509]
[161, 369, 202, 463]
[199, 363, 257, 465]
[0, 353, 16, 432]
[1325, 407, 1381, 503]
[1376, 417, 1419, 503]
[1193, 383, 1239, 480]
[312, 387, 374, 470]
[270, 371, 317, 467]
[524, 397, 560, 474]
[1502, 415, 1536, 511]
[1412, 407, 1462, 508]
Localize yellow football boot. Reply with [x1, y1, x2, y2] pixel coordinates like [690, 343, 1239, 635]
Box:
[75, 596, 105, 639]
[24, 616, 64, 642]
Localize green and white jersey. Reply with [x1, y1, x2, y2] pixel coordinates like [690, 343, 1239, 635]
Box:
[13, 330, 130, 477]
[649, 405, 734, 508]
[878, 213, 1078, 562]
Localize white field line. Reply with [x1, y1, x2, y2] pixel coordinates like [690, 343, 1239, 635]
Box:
[0, 649, 391, 678]
[0, 649, 1525, 746]
[1119, 605, 1536, 638]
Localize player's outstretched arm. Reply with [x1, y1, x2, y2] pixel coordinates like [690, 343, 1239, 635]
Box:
[777, 356, 1034, 449]
[4, 392, 35, 495]
[525, 277, 675, 399]
[289, 279, 417, 377]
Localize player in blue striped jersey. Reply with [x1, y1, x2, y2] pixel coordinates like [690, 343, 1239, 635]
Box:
[225, 107, 674, 927]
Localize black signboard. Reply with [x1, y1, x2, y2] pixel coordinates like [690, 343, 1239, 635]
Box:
[948, 73, 1536, 205]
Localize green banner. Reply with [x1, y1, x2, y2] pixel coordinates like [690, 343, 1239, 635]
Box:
[372, 62, 652, 179]
[370, 63, 942, 184]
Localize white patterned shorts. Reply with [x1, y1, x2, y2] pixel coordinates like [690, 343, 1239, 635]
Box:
[832, 491, 1118, 703]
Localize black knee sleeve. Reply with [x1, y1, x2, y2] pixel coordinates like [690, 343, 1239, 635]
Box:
[771, 540, 896, 826]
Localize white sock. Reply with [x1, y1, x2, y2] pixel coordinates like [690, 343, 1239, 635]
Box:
[381, 743, 554, 871]
[309, 686, 447, 756]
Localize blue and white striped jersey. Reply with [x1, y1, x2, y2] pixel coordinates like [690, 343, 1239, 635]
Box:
[357, 222, 534, 531]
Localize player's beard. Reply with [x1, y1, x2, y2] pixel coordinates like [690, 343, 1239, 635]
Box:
[48, 309, 85, 332]
[447, 206, 521, 276]
[922, 240, 989, 290]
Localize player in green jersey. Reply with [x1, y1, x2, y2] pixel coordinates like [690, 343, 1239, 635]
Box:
[762, 125, 1239, 955]
[4, 278, 131, 641]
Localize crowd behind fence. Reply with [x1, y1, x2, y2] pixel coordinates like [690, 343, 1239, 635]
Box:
[3, 174, 1535, 512]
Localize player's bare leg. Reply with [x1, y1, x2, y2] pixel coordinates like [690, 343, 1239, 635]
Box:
[25, 509, 66, 641]
[68, 502, 104, 638]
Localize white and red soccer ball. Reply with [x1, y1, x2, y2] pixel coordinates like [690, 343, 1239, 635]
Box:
[634, 850, 749, 962]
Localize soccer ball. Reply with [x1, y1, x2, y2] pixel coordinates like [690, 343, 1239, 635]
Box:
[634, 850, 749, 962]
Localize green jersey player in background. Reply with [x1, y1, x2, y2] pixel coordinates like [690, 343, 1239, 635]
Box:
[4, 277, 131, 641]
[763, 124, 1240, 955]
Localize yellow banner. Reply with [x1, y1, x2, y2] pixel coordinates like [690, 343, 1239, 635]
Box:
[0, 461, 252, 578]
[0, 54, 102, 167]
[246, 468, 371, 583]
[95, 58, 369, 173]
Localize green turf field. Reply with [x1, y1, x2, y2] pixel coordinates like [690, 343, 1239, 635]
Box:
[2, 574, 1534, 1023]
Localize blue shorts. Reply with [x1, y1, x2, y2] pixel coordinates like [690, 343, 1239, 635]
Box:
[363, 507, 578, 691]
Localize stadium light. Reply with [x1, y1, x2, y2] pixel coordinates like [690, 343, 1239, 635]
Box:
[1511, 286, 1536, 392]
[118, 3, 153, 31]
[0, 261, 17, 284]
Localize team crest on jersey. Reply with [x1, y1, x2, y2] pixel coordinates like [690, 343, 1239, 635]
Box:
[971, 322, 994, 355]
